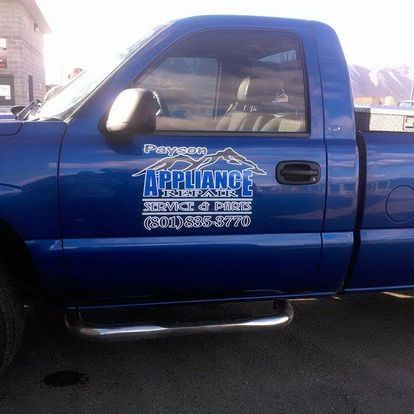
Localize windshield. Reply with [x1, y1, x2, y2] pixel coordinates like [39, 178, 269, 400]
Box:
[31, 25, 169, 121]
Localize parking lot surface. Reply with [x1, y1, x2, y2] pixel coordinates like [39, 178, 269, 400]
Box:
[1, 292, 414, 413]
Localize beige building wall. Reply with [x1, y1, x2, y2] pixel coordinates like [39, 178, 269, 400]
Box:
[0, 0, 49, 107]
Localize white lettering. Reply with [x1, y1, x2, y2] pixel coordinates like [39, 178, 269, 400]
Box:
[143, 144, 208, 157]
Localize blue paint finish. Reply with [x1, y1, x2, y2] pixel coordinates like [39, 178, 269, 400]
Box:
[348, 229, 414, 288]
[323, 139, 359, 232]
[317, 232, 354, 291]
[361, 132, 414, 229]
[25, 239, 66, 303]
[348, 131, 414, 288]
[0, 120, 22, 135]
[60, 134, 326, 302]
[311, 20, 358, 234]
[310, 21, 355, 141]
[63, 234, 321, 303]
[0, 121, 66, 239]
[66, 290, 336, 311]
[59, 136, 327, 237]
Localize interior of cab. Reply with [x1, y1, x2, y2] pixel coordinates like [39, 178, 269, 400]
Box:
[136, 29, 308, 133]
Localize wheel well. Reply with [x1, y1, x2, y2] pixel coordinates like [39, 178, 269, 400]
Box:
[0, 220, 39, 297]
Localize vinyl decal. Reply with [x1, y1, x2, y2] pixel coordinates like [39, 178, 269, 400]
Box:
[133, 144, 267, 231]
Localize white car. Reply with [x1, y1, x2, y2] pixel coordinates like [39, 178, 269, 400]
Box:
[399, 100, 414, 109]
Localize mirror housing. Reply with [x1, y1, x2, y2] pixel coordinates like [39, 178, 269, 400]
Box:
[105, 88, 157, 137]
[10, 105, 26, 117]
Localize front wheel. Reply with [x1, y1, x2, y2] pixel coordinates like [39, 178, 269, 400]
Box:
[0, 265, 24, 375]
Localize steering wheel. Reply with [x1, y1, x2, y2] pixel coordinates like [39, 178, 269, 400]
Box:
[152, 90, 171, 118]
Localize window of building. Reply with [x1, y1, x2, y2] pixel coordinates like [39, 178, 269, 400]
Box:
[135, 30, 308, 134]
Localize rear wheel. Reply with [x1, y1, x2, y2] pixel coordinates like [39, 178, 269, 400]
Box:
[0, 265, 24, 375]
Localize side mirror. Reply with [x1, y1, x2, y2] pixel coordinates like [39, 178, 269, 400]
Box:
[105, 88, 157, 137]
[10, 105, 26, 117]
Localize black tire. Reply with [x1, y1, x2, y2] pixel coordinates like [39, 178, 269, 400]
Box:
[0, 265, 24, 375]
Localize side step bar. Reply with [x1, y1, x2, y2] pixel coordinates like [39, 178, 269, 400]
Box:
[65, 301, 294, 342]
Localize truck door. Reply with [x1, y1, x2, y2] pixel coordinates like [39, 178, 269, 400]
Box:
[59, 22, 326, 306]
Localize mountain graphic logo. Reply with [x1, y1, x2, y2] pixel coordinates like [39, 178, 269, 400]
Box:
[133, 147, 266, 177]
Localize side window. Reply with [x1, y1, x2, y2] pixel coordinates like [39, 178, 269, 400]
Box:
[139, 57, 218, 130]
[136, 30, 308, 134]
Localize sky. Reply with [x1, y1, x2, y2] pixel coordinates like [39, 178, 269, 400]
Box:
[36, 0, 414, 85]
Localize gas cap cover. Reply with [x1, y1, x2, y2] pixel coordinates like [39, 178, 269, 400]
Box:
[386, 185, 414, 223]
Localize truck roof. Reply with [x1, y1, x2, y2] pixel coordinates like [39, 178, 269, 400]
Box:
[168, 14, 329, 31]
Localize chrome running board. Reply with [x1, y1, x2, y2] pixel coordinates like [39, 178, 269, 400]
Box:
[65, 301, 293, 342]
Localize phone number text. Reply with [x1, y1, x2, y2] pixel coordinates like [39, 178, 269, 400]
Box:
[143, 215, 251, 231]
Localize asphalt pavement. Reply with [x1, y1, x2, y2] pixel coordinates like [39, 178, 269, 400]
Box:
[0, 292, 414, 413]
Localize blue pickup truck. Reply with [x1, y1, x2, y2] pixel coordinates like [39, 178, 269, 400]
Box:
[0, 15, 413, 373]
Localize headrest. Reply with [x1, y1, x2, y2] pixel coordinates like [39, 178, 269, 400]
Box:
[237, 77, 252, 103]
[236, 76, 280, 106]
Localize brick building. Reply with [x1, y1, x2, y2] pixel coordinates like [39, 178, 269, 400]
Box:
[0, 0, 50, 109]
